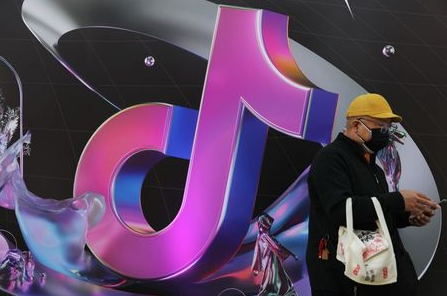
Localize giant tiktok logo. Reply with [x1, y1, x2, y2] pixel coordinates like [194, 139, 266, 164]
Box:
[74, 7, 338, 281]
[21, 1, 444, 292]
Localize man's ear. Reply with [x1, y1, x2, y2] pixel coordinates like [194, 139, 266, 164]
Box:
[349, 119, 358, 129]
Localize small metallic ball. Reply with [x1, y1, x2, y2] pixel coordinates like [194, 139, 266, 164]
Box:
[382, 45, 395, 57]
[144, 56, 155, 67]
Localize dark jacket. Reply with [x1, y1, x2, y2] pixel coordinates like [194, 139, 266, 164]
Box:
[306, 133, 417, 295]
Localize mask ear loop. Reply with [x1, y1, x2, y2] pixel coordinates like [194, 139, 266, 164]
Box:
[355, 119, 374, 154]
[0, 229, 18, 251]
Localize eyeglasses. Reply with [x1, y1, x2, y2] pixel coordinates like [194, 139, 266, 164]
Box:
[357, 118, 397, 134]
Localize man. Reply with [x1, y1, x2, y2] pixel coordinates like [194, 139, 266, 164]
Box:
[306, 93, 439, 296]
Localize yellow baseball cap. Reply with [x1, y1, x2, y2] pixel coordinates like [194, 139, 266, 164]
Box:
[346, 93, 402, 122]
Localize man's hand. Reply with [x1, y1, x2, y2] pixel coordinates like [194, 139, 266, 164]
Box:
[410, 206, 436, 227]
[399, 189, 440, 217]
[409, 214, 431, 227]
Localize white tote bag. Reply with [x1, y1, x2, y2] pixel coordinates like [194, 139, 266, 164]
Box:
[336, 197, 397, 285]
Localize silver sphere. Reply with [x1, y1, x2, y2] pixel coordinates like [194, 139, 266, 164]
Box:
[382, 45, 395, 57]
[144, 56, 155, 67]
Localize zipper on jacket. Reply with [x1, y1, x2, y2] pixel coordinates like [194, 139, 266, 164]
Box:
[370, 166, 388, 193]
[372, 172, 379, 184]
[353, 285, 358, 296]
[367, 164, 381, 191]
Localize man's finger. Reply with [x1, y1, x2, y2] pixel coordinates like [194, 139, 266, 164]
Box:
[411, 210, 423, 217]
[417, 198, 438, 209]
[412, 217, 425, 227]
[411, 218, 423, 227]
[416, 192, 431, 200]
[417, 215, 430, 224]
[415, 203, 427, 212]
[424, 210, 435, 217]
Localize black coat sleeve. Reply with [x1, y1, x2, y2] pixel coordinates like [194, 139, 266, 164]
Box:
[395, 211, 411, 228]
[309, 147, 405, 227]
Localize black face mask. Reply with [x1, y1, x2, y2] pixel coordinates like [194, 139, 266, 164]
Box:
[364, 128, 390, 153]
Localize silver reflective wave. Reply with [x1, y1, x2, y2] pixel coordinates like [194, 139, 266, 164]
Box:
[0, 133, 125, 286]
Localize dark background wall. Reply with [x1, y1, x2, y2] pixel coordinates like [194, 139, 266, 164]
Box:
[0, 0, 446, 295]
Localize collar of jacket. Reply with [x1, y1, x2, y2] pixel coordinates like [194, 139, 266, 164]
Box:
[335, 133, 376, 164]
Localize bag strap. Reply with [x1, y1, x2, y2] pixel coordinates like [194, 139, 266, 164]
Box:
[371, 197, 395, 254]
[345, 197, 353, 232]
